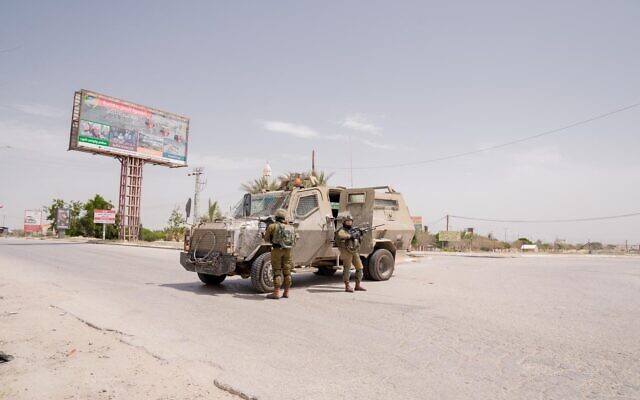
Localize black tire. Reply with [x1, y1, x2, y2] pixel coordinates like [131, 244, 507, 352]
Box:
[197, 273, 226, 285]
[314, 266, 337, 276]
[250, 252, 274, 293]
[368, 249, 395, 281]
[361, 256, 372, 280]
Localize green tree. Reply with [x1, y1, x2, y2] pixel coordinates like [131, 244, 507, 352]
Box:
[66, 200, 85, 236]
[201, 198, 222, 223]
[310, 170, 333, 186]
[78, 195, 117, 239]
[517, 237, 532, 245]
[165, 206, 186, 241]
[241, 176, 279, 194]
[46, 198, 66, 232]
[47, 198, 85, 236]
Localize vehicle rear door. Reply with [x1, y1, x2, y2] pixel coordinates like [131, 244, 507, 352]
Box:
[339, 188, 375, 254]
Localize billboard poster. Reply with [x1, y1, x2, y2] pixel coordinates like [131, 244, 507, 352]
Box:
[24, 209, 43, 233]
[438, 231, 462, 242]
[69, 90, 189, 167]
[56, 208, 71, 230]
[94, 209, 116, 224]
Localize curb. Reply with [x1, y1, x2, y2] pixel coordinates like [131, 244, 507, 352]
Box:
[87, 240, 182, 251]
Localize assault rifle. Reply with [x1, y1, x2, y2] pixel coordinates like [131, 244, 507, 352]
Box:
[349, 223, 385, 239]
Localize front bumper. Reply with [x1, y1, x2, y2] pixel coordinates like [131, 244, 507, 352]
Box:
[180, 251, 237, 275]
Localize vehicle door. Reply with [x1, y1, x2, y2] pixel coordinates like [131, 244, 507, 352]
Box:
[339, 188, 375, 254]
[289, 188, 329, 265]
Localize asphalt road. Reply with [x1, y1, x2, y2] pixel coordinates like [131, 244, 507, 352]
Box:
[1, 239, 639, 399]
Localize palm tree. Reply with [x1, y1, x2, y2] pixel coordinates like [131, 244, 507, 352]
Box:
[200, 198, 222, 222]
[310, 170, 333, 186]
[276, 170, 334, 190]
[240, 176, 279, 194]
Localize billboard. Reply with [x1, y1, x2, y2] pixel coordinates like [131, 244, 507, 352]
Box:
[24, 209, 43, 233]
[69, 90, 189, 167]
[56, 208, 71, 230]
[94, 209, 116, 224]
[438, 231, 462, 242]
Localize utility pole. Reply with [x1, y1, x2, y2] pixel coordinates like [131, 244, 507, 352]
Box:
[188, 167, 205, 224]
[349, 136, 353, 187]
[446, 214, 450, 231]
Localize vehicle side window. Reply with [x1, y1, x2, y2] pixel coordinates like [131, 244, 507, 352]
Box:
[295, 194, 319, 218]
[348, 193, 365, 204]
[374, 199, 399, 209]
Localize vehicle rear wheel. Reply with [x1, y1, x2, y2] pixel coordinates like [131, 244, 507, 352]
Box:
[197, 273, 226, 285]
[314, 266, 337, 276]
[368, 249, 394, 281]
[250, 252, 274, 293]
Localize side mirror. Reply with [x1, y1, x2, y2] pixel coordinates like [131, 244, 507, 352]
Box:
[185, 198, 192, 219]
[242, 193, 252, 217]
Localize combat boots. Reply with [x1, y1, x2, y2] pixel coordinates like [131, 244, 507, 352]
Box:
[266, 288, 280, 299]
[354, 281, 367, 291]
[282, 287, 290, 298]
[344, 282, 354, 292]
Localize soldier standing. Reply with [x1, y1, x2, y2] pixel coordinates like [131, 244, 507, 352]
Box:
[335, 212, 367, 292]
[263, 208, 295, 299]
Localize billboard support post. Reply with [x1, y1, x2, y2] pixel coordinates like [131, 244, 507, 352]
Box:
[102, 223, 106, 241]
[118, 156, 144, 241]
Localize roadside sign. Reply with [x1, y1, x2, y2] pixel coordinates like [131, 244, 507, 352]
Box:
[56, 208, 71, 230]
[94, 209, 116, 224]
[24, 209, 43, 233]
[438, 231, 462, 242]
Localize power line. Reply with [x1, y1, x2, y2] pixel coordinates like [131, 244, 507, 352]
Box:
[323, 101, 640, 170]
[427, 215, 447, 225]
[450, 212, 640, 224]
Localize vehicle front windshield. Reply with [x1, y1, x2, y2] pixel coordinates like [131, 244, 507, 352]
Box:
[233, 192, 289, 218]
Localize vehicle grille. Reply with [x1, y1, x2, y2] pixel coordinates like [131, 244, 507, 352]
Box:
[191, 229, 228, 256]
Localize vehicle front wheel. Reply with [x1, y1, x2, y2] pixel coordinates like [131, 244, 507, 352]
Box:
[361, 256, 372, 280]
[368, 249, 394, 281]
[198, 273, 227, 285]
[250, 252, 274, 293]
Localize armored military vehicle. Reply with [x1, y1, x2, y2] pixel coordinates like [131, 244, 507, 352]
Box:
[180, 185, 414, 293]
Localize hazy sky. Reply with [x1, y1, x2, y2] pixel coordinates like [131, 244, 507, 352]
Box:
[1, 1, 639, 244]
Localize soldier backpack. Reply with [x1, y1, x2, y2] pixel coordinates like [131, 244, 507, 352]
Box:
[272, 223, 297, 249]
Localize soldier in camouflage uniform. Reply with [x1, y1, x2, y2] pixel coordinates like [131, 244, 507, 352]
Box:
[335, 212, 367, 293]
[263, 208, 294, 299]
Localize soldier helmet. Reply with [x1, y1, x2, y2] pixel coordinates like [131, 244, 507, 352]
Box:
[274, 209, 287, 220]
[337, 211, 353, 221]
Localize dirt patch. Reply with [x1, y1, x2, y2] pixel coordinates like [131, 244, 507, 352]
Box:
[0, 280, 236, 400]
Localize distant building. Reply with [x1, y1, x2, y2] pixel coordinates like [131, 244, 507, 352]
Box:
[521, 244, 538, 252]
[411, 216, 423, 232]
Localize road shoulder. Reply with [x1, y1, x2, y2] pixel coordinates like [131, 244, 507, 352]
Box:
[0, 273, 235, 400]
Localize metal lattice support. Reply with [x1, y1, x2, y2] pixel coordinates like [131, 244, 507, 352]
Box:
[118, 156, 144, 240]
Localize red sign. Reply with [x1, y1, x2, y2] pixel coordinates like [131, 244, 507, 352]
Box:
[24, 209, 43, 233]
[94, 209, 116, 224]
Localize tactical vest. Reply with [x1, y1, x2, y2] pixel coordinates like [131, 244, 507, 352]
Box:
[336, 227, 360, 252]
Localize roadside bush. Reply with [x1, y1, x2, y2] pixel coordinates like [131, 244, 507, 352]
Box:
[140, 227, 166, 242]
